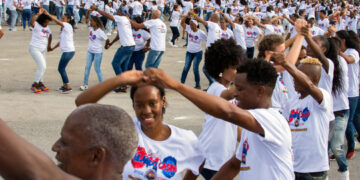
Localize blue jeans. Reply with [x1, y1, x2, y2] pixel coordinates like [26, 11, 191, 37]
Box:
[203, 65, 214, 85]
[112, 46, 135, 75]
[9, 10, 17, 29]
[246, 47, 255, 59]
[158, 7, 164, 20]
[170, 26, 180, 45]
[346, 96, 360, 151]
[66, 5, 74, 16]
[329, 110, 349, 172]
[145, 50, 164, 69]
[22, 9, 31, 29]
[106, 19, 113, 33]
[42, 5, 49, 13]
[32, 7, 40, 15]
[128, 50, 145, 70]
[181, 51, 203, 86]
[55, 6, 63, 20]
[295, 171, 327, 180]
[84, 51, 103, 85]
[79, 8, 86, 22]
[58, 51, 75, 84]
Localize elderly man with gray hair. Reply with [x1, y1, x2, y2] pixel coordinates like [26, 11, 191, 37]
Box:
[0, 104, 138, 180]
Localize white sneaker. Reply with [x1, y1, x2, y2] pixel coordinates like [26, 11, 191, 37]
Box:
[113, 30, 117, 34]
[80, 85, 88, 91]
[172, 44, 178, 48]
[168, 41, 174, 47]
[107, 32, 111, 36]
[341, 170, 350, 180]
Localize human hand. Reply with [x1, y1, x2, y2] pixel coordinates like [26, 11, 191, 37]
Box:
[118, 70, 148, 85]
[270, 52, 286, 66]
[143, 68, 179, 89]
[300, 26, 312, 38]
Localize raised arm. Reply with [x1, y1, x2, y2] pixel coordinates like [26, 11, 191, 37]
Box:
[273, 54, 323, 104]
[30, 9, 45, 27]
[301, 26, 329, 73]
[75, 71, 146, 106]
[220, 11, 235, 28]
[130, 20, 147, 30]
[43, 9, 64, 27]
[339, 51, 356, 64]
[91, 5, 115, 21]
[0, 118, 78, 180]
[144, 69, 265, 135]
[192, 11, 208, 26]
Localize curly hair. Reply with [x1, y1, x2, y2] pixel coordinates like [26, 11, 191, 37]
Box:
[257, 34, 285, 58]
[205, 38, 244, 79]
[237, 59, 278, 89]
[299, 57, 322, 66]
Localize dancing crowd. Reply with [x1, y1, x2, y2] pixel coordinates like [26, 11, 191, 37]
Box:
[1, 0, 360, 179]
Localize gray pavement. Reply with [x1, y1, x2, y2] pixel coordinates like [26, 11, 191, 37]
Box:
[0, 22, 359, 179]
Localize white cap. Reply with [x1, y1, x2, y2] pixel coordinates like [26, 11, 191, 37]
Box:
[190, 19, 199, 26]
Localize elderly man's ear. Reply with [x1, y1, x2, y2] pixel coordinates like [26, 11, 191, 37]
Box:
[89, 147, 106, 167]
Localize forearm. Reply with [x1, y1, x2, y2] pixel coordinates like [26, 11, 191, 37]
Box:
[96, 9, 115, 21]
[75, 76, 124, 106]
[304, 36, 329, 72]
[286, 35, 304, 65]
[212, 156, 240, 180]
[340, 52, 355, 64]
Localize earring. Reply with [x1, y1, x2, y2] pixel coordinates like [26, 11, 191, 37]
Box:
[219, 73, 223, 77]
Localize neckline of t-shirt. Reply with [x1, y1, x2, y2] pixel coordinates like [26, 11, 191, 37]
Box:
[137, 120, 174, 143]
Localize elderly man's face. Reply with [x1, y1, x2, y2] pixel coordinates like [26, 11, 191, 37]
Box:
[52, 111, 93, 179]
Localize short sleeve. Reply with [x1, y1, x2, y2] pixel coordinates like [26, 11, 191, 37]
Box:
[142, 30, 151, 41]
[248, 109, 283, 146]
[316, 88, 332, 110]
[144, 20, 154, 29]
[99, 30, 108, 40]
[207, 21, 214, 28]
[199, 30, 207, 41]
[63, 22, 72, 32]
[113, 15, 122, 23]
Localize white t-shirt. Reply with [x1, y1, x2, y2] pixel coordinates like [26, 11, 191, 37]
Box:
[133, 29, 151, 51]
[67, 0, 74, 5]
[345, 48, 360, 97]
[60, 22, 75, 52]
[244, 26, 262, 48]
[272, 74, 288, 113]
[235, 108, 294, 180]
[55, 0, 64, 7]
[303, 26, 324, 46]
[199, 82, 238, 171]
[273, 25, 284, 36]
[234, 23, 246, 50]
[318, 18, 329, 32]
[182, 1, 193, 14]
[131, 1, 143, 16]
[186, 26, 207, 53]
[206, 21, 221, 48]
[84, 0, 94, 9]
[42, 0, 50, 6]
[122, 119, 204, 180]
[29, 22, 52, 49]
[21, 0, 32, 9]
[88, 27, 108, 53]
[263, 24, 275, 36]
[8, 0, 17, 10]
[346, 17, 358, 34]
[282, 88, 332, 173]
[144, 19, 167, 51]
[333, 56, 350, 111]
[220, 28, 234, 39]
[114, 15, 136, 47]
[318, 58, 334, 93]
[170, 11, 180, 27]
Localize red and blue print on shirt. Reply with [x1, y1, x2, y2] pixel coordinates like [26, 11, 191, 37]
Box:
[133, 33, 142, 39]
[288, 107, 310, 127]
[131, 146, 177, 179]
[89, 31, 97, 40]
[41, 29, 50, 37]
[241, 139, 249, 165]
[247, 31, 257, 37]
[221, 32, 229, 39]
[188, 33, 199, 42]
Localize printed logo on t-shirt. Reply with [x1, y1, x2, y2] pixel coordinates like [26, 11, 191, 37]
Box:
[221, 32, 230, 39]
[133, 33, 142, 39]
[246, 31, 257, 38]
[319, 23, 324, 28]
[41, 29, 50, 37]
[311, 30, 316, 35]
[279, 76, 287, 93]
[188, 33, 199, 43]
[288, 107, 310, 131]
[89, 31, 96, 40]
[158, 25, 166, 33]
[240, 139, 251, 171]
[131, 146, 177, 179]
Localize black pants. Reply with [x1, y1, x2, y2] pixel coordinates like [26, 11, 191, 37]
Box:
[295, 171, 327, 180]
[200, 168, 217, 180]
[170, 26, 180, 45]
[246, 47, 255, 59]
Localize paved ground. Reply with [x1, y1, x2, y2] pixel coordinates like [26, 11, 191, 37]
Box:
[0, 21, 360, 179]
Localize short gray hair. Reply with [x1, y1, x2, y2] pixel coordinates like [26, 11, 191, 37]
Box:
[77, 104, 138, 164]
